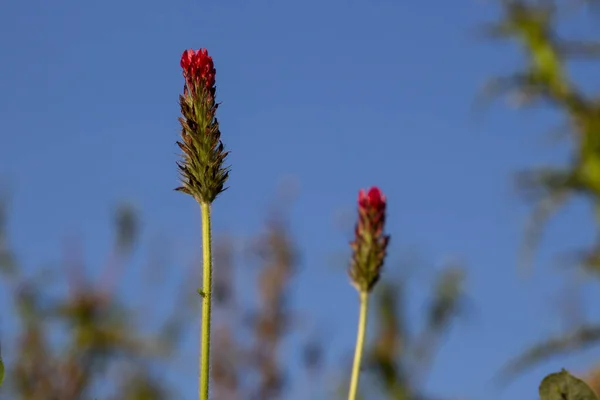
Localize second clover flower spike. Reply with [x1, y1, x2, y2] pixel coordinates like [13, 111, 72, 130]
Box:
[348, 187, 390, 294]
[176, 48, 230, 204]
[347, 186, 390, 400]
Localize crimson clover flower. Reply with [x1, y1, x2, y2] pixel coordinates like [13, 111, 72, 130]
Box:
[176, 48, 230, 204]
[348, 187, 390, 293]
[180, 48, 216, 95]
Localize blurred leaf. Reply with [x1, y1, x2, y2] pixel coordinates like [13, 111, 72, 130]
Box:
[0, 355, 4, 387]
[499, 325, 600, 385]
[412, 266, 465, 383]
[515, 167, 579, 275]
[0, 196, 17, 276]
[519, 190, 569, 275]
[426, 267, 465, 331]
[539, 369, 599, 400]
[302, 338, 323, 372]
[115, 203, 138, 254]
[476, 73, 550, 110]
[369, 283, 404, 394]
[558, 41, 600, 58]
[516, 168, 579, 201]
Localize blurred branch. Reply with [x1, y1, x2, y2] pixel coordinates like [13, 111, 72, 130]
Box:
[211, 237, 240, 400]
[368, 282, 411, 400]
[0, 194, 17, 277]
[413, 266, 466, 380]
[247, 207, 298, 400]
[498, 324, 600, 385]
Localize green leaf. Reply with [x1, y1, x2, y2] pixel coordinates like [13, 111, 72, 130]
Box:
[539, 369, 599, 400]
[0, 355, 4, 387]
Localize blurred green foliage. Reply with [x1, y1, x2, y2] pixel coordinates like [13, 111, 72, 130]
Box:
[361, 265, 466, 400]
[0, 354, 4, 387]
[0, 201, 190, 399]
[482, 0, 600, 386]
[482, 0, 600, 271]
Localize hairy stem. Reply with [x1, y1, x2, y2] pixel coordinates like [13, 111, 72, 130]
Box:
[348, 291, 369, 400]
[199, 202, 213, 400]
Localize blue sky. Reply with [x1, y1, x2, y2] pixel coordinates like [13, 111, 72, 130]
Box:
[1, 0, 600, 399]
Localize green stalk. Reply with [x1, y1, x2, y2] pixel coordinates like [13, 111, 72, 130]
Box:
[199, 202, 213, 400]
[348, 290, 369, 400]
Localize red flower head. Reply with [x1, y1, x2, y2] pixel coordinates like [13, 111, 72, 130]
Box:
[181, 48, 216, 95]
[349, 186, 390, 293]
[358, 187, 386, 216]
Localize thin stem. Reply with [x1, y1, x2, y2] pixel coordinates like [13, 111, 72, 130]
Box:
[348, 290, 369, 400]
[199, 202, 213, 400]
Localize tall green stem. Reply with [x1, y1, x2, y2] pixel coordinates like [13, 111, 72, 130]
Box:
[199, 202, 213, 400]
[348, 291, 369, 400]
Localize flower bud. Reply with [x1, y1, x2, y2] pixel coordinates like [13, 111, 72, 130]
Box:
[348, 187, 390, 293]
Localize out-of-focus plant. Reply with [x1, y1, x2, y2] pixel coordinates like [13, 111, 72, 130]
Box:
[207, 188, 316, 400]
[481, 0, 600, 384]
[211, 236, 241, 400]
[481, 0, 600, 270]
[357, 265, 466, 400]
[247, 210, 298, 400]
[0, 200, 194, 399]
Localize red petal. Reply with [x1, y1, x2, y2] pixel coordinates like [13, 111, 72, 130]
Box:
[367, 187, 385, 210]
[358, 189, 368, 208]
[180, 49, 194, 70]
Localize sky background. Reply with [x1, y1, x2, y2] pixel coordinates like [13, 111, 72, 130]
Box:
[1, 0, 600, 399]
